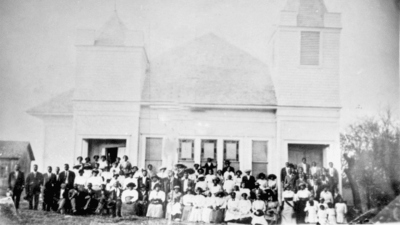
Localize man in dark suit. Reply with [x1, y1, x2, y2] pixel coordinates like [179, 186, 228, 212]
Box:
[42, 166, 57, 211]
[299, 158, 311, 176]
[136, 185, 149, 216]
[138, 169, 151, 191]
[242, 170, 256, 190]
[59, 164, 75, 189]
[222, 160, 235, 174]
[25, 164, 44, 210]
[108, 181, 123, 217]
[8, 164, 25, 209]
[162, 170, 181, 194]
[202, 158, 217, 175]
[180, 171, 195, 193]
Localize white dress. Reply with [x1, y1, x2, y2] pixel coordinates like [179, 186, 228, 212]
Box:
[202, 197, 215, 223]
[256, 179, 268, 190]
[238, 199, 252, 219]
[188, 194, 205, 222]
[327, 208, 337, 224]
[225, 198, 240, 221]
[320, 191, 333, 203]
[304, 200, 319, 223]
[318, 209, 328, 225]
[251, 200, 268, 225]
[281, 190, 296, 225]
[335, 203, 347, 223]
[223, 180, 235, 193]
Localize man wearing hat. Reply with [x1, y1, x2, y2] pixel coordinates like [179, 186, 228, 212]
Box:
[202, 158, 217, 175]
[242, 170, 256, 190]
[222, 160, 235, 174]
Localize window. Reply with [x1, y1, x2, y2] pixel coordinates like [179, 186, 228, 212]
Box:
[252, 141, 268, 177]
[201, 140, 217, 161]
[179, 139, 194, 161]
[300, 31, 320, 65]
[145, 137, 163, 170]
[224, 140, 239, 171]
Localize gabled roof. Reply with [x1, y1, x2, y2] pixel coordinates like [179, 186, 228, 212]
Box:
[142, 33, 276, 106]
[27, 89, 73, 116]
[0, 140, 35, 160]
[95, 11, 127, 46]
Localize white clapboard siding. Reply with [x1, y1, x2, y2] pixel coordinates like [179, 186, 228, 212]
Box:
[300, 31, 320, 65]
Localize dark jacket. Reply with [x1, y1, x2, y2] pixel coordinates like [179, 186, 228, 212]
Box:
[202, 162, 217, 175]
[162, 177, 181, 194]
[138, 176, 151, 191]
[8, 171, 25, 191]
[43, 173, 57, 191]
[242, 175, 256, 190]
[26, 172, 44, 194]
[138, 190, 149, 202]
[59, 170, 75, 189]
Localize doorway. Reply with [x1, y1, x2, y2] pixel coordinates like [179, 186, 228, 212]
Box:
[288, 144, 327, 168]
[85, 139, 126, 164]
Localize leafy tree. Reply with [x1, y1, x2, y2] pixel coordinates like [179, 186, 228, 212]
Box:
[341, 111, 400, 212]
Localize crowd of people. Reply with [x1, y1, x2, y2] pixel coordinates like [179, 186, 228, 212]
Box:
[7, 155, 348, 224]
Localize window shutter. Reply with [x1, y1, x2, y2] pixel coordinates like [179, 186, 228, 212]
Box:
[300, 31, 320, 65]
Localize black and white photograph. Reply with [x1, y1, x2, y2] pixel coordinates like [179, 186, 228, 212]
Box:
[0, 0, 399, 224]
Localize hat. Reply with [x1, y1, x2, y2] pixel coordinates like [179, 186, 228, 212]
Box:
[92, 169, 99, 174]
[174, 185, 180, 189]
[245, 169, 251, 173]
[159, 167, 166, 171]
[127, 182, 136, 188]
[113, 173, 119, 177]
[299, 183, 306, 187]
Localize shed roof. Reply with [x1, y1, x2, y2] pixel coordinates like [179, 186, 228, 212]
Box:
[0, 141, 35, 160]
[142, 33, 276, 106]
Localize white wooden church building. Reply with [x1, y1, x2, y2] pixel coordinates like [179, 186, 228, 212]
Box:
[28, 0, 342, 190]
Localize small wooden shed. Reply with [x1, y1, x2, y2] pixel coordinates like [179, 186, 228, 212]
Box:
[0, 141, 35, 196]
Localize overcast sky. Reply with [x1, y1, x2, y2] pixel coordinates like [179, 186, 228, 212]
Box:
[0, 0, 399, 166]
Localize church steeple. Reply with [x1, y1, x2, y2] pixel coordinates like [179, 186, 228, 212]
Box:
[281, 0, 339, 28]
[95, 11, 127, 46]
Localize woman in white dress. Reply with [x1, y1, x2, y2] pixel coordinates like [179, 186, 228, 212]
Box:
[281, 185, 296, 224]
[146, 184, 165, 218]
[238, 193, 252, 223]
[181, 190, 195, 222]
[317, 205, 328, 225]
[327, 202, 337, 224]
[267, 174, 278, 193]
[206, 170, 217, 189]
[86, 170, 104, 191]
[224, 192, 241, 222]
[189, 188, 205, 222]
[121, 183, 139, 217]
[239, 182, 251, 200]
[335, 198, 347, 224]
[210, 192, 226, 223]
[210, 179, 223, 195]
[234, 170, 243, 187]
[195, 175, 207, 192]
[251, 193, 268, 225]
[304, 198, 318, 223]
[189, 187, 206, 222]
[256, 173, 268, 191]
[202, 192, 214, 223]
